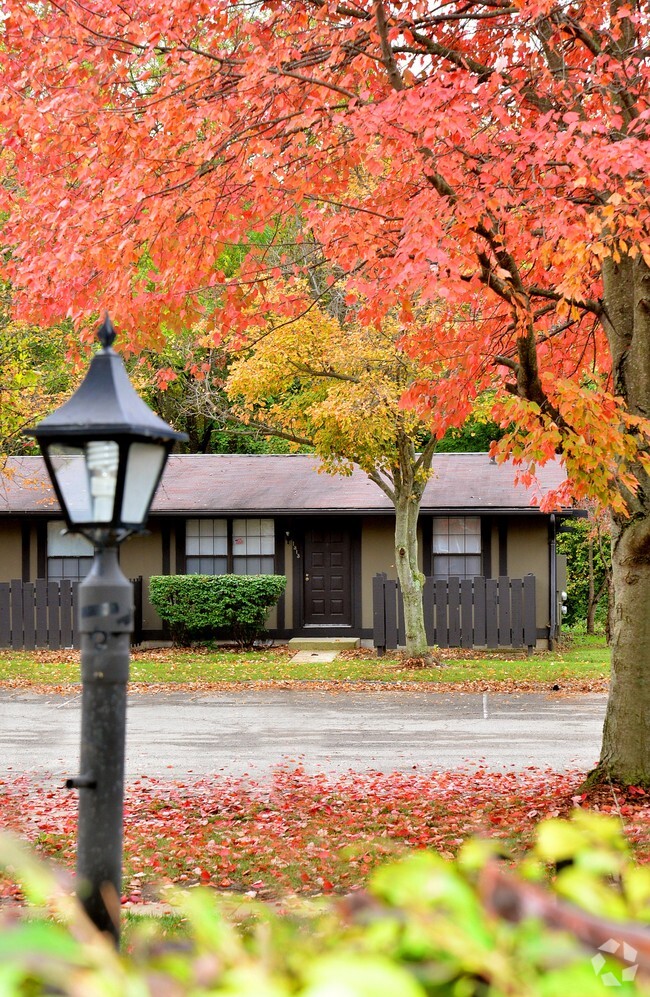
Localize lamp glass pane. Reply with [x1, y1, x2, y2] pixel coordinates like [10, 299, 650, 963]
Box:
[47, 446, 93, 523]
[121, 442, 166, 526]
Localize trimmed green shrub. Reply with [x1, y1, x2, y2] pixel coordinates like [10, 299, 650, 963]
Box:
[149, 574, 286, 648]
[2, 813, 650, 995]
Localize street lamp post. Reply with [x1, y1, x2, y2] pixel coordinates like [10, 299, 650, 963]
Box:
[26, 315, 187, 944]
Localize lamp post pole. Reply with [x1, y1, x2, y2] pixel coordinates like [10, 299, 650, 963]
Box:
[26, 314, 188, 948]
[66, 545, 132, 943]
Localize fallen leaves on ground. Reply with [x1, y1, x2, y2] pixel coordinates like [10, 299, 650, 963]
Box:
[0, 677, 608, 695]
[1, 768, 647, 909]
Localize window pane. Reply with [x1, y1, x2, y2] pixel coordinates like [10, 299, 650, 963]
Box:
[466, 555, 482, 576]
[260, 556, 275, 573]
[186, 556, 227, 575]
[433, 556, 450, 576]
[448, 556, 466, 576]
[261, 536, 275, 555]
[446, 534, 465, 554]
[261, 520, 274, 537]
[233, 556, 257, 574]
[247, 537, 261, 555]
[186, 536, 200, 555]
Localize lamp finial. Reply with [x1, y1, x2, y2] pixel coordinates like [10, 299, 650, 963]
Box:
[98, 313, 116, 350]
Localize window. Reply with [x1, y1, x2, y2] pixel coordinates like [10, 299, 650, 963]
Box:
[186, 519, 228, 575]
[432, 516, 482, 579]
[47, 521, 93, 581]
[232, 518, 275, 575]
[186, 518, 275, 575]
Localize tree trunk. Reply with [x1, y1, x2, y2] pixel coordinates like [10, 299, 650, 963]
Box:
[596, 511, 650, 785]
[594, 254, 650, 786]
[393, 490, 429, 658]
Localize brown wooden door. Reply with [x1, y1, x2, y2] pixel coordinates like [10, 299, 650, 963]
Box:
[303, 526, 352, 625]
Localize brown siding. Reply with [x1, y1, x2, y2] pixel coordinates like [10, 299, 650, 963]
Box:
[361, 517, 399, 629]
[506, 519, 550, 632]
[0, 520, 25, 582]
[120, 530, 164, 632]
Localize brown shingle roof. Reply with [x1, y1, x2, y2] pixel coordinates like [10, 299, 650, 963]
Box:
[0, 453, 569, 516]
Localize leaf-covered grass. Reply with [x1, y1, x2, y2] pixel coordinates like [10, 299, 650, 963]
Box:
[0, 634, 609, 689]
[1, 767, 647, 908]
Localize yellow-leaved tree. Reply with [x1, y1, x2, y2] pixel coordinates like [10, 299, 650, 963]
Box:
[219, 303, 442, 659]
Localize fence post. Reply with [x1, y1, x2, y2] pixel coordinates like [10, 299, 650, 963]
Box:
[372, 573, 387, 656]
[131, 577, 143, 645]
[523, 574, 537, 654]
[10, 580, 24, 650]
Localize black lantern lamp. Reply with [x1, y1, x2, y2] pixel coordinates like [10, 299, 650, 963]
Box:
[29, 314, 187, 545]
[25, 315, 187, 946]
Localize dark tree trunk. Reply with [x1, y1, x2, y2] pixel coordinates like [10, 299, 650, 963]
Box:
[595, 255, 650, 786]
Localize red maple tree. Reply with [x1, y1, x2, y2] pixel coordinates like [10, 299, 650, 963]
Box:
[1, 1, 649, 784]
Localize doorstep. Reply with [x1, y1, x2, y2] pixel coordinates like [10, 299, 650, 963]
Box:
[287, 637, 360, 652]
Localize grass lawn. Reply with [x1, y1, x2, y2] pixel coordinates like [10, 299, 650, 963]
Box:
[0, 632, 608, 690]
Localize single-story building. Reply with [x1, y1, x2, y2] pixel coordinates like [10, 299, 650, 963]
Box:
[0, 452, 581, 648]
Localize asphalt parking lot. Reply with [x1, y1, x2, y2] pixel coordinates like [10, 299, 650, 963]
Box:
[0, 689, 605, 782]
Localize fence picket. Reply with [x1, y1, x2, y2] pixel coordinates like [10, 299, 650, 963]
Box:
[485, 579, 498, 648]
[511, 580, 523, 647]
[433, 579, 448, 647]
[60, 581, 73, 648]
[523, 575, 537, 651]
[10, 580, 24, 650]
[23, 583, 35, 650]
[473, 578, 486, 646]
[372, 573, 387, 655]
[35, 579, 48, 648]
[47, 581, 61, 650]
[498, 576, 511, 646]
[460, 578, 473, 647]
[448, 578, 461, 646]
[0, 584, 10, 648]
[384, 579, 398, 651]
[423, 577, 435, 644]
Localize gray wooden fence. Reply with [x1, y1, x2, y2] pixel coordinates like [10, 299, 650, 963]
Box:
[0, 577, 143, 650]
[373, 573, 537, 654]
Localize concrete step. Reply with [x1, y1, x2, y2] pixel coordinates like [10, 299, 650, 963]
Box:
[288, 636, 360, 652]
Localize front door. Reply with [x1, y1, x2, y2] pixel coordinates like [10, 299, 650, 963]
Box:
[303, 525, 352, 626]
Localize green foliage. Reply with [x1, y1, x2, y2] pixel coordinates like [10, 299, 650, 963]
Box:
[557, 519, 611, 630]
[2, 812, 650, 995]
[0, 281, 75, 456]
[149, 574, 286, 648]
[434, 416, 504, 453]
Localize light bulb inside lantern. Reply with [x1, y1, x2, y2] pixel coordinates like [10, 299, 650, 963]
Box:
[85, 440, 119, 522]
